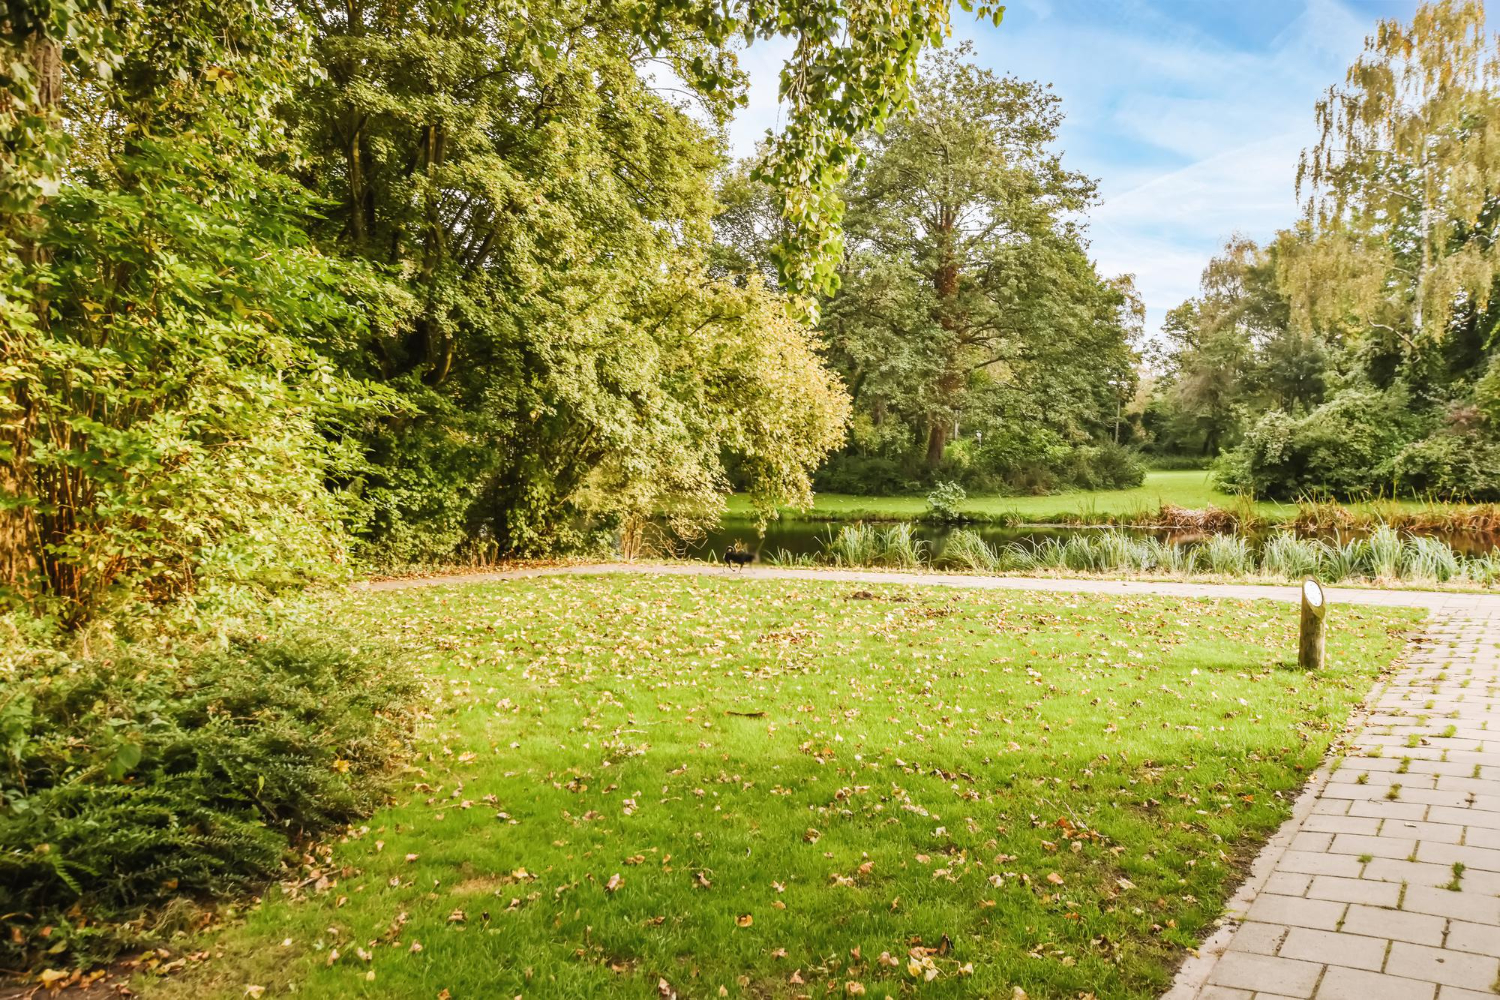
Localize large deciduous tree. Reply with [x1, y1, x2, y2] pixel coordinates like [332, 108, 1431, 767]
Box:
[822, 46, 1137, 477]
[288, 0, 871, 559]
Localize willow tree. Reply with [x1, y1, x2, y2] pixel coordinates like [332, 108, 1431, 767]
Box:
[1286, 0, 1500, 351]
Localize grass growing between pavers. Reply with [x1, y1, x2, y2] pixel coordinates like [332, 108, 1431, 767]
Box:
[146, 575, 1420, 1000]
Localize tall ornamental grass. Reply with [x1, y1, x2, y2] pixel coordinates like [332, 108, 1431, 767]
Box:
[805, 523, 1499, 586]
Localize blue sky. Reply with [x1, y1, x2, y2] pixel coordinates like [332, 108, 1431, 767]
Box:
[725, 0, 1421, 337]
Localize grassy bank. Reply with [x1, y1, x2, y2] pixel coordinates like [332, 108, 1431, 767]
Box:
[726, 471, 1488, 525]
[143, 575, 1416, 999]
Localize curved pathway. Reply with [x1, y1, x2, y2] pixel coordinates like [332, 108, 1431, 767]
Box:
[365, 563, 1500, 999]
[365, 561, 1500, 615]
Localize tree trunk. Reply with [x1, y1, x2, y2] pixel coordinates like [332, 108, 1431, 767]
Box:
[348, 122, 366, 245]
[925, 421, 947, 469]
[925, 204, 961, 472]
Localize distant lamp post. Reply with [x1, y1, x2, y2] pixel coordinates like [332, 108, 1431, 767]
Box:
[1107, 377, 1126, 444]
[1299, 578, 1326, 670]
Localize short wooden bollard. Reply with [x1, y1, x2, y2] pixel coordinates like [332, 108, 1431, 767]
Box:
[1299, 578, 1326, 670]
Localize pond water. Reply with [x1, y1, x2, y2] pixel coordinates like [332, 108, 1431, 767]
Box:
[676, 517, 1500, 564]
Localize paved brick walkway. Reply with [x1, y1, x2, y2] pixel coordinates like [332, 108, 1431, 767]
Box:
[368, 564, 1500, 999]
[1171, 603, 1500, 1000]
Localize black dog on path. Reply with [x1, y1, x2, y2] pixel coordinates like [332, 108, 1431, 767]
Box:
[723, 544, 754, 570]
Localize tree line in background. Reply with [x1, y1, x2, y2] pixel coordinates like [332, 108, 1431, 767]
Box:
[715, 45, 1146, 498]
[8, 0, 1496, 627]
[1, 0, 1017, 623]
[0, 0, 1137, 625]
[1145, 1, 1500, 502]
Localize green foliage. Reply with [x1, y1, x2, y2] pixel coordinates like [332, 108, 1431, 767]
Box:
[1147, 237, 1311, 459]
[0, 1, 116, 222]
[813, 45, 1139, 489]
[0, 619, 417, 966]
[952, 434, 1146, 495]
[924, 481, 967, 522]
[1388, 413, 1500, 499]
[816, 431, 1146, 496]
[291, 0, 861, 560]
[1174, 4, 1500, 501]
[8, 0, 992, 610]
[1216, 387, 1424, 500]
[1288, 0, 1500, 349]
[2, 1, 381, 623]
[813, 454, 912, 495]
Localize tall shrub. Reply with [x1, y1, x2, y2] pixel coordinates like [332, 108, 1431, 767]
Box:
[1216, 387, 1420, 500]
[1, 2, 381, 623]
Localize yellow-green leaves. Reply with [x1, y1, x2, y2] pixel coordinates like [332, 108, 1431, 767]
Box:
[1289, 0, 1500, 347]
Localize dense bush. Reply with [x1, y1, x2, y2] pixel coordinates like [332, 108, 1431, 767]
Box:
[815, 436, 1144, 497]
[1387, 411, 1500, 500]
[1218, 385, 1500, 501]
[1215, 387, 1423, 500]
[945, 435, 1144, 494]
[924, 481, 967, 521]
[813, 454, 914, 494]
[1060, 443, 1148, 492]
[0, 622, 417, 966]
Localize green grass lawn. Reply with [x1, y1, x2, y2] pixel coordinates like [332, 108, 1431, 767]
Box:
[149, 575, 1418, 1000]
[724, 470, 1467, 524]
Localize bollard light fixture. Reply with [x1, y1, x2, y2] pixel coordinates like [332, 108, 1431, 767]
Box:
[1299, 577, 1326, 670]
